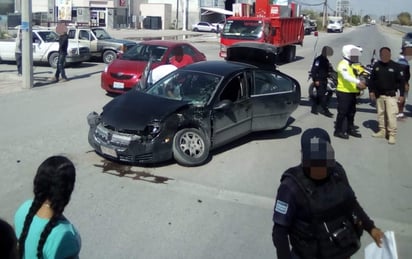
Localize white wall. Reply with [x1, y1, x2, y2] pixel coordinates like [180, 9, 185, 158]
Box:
[140, 3, 172, 29]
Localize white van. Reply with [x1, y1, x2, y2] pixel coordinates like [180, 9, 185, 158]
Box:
[327, 16, 343, 33]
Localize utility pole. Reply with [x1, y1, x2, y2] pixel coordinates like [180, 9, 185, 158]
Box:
[182, 0, 187, 31]
[21, 0, 33, 89]
[322, 0, 327, 30]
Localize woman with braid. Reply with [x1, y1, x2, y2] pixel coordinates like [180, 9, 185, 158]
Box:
[14, 156, 81, 259]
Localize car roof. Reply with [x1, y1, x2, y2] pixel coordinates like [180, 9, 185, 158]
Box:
[404, 32, 412, 38]
[180, 60, 256, 77]
[137, 40, 193, 48]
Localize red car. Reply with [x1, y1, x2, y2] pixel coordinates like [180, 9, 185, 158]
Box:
[101, 40, 206, 94]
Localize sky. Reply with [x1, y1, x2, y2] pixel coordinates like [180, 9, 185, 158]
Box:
[299, 0, 412, 19]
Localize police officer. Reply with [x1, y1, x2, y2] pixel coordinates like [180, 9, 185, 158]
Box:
[396, 47, 410, 119]
[334, 45, 366, 139]
[310, 46, 334, 117]
[272, 128, 384, 259]
[369, 47, 405, 144]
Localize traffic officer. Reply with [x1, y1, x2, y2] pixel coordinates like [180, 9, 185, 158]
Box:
[272, 128, 384, 259]
[334, 45, 366, 139]
[310, 46, 334, 117]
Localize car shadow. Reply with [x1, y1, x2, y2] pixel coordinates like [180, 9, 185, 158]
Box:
[208, 118, 301, 160]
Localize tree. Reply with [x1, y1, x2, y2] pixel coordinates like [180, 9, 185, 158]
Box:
[397, 12, 411, 25]
[350, 15, 361, 26]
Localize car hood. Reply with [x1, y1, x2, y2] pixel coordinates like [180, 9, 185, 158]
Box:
[101, 90, 188, 131]
[108, 59, 148, 74]
[101, 38, 136, 45]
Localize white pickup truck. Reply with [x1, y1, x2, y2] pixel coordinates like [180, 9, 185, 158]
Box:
[0, 29, 90, 68]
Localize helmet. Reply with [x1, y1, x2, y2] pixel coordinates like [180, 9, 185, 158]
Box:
[342, 44, 363, 59]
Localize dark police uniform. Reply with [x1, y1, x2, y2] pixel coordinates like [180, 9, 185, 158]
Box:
[310, 55, 334, 116]
[272, 164, 375, 259]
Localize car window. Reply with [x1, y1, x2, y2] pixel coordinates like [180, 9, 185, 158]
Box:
[219, 73, 246, 102]
[68, 30, 75, 39]
[145, 70, 221, 105]
[79, 30, 90, 40]
[122, 44, 166, 62]
[252, 71, 294, 95]
[168, 45, 196, 60]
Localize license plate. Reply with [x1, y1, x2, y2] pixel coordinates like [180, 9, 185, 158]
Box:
[100, 145, 117, 157]
[113, 81, 124, 89]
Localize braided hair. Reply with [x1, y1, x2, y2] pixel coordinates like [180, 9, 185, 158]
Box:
[18, 156, 76, 259]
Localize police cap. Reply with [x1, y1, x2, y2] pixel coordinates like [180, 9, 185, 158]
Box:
[301, 128, 335, 167]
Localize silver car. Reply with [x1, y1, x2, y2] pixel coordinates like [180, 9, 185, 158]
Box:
[192, 22, 217, 33]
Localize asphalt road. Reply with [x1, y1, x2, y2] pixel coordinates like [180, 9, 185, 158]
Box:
[0, 25, 411, 259]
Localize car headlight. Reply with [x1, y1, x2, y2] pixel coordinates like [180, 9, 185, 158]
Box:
[104, 65, 108, 73]
[146, 121, 161, 138]
[220, 44, 227, 52]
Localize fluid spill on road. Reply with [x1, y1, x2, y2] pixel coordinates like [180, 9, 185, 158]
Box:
[94, 159, 173, 184]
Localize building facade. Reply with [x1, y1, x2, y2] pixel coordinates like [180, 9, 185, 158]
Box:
[7, 0, 230, 29]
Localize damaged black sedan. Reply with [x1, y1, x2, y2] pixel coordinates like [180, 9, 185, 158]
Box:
[87, 45, 300, 166]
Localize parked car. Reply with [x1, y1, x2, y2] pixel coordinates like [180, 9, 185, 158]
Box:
[101, 40, 206, 94]
[192, 22, 217, 32]
[88, 43, 301, 166]
[212, 21, 226, 31]
[0, 29, 90, 67]
[402, 32, 412, 47]
[67, 27, 137, 64]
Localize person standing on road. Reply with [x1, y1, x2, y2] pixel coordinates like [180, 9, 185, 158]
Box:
[334, 45, 366, 139]
[15, 29, 22, 76]
[14, 155, 81, 259]
[369, 47, 405, 144]
[52, 30, 69, 82]
[396, 47, 410, 119]
[310, 45, 334, 117]
[272, 128, 384, 259]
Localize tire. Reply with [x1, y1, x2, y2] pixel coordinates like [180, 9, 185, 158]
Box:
[193, 28, 199, 32]
[103, 50, 117, 64]
[308, 83, 316, 98]
[48, 52, 59, 68]
[172, 128, 210, 166]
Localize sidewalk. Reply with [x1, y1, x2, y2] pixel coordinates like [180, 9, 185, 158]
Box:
[0, 29, 219, 96]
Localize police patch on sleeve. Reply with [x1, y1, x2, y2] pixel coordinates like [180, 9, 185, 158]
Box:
[275, 200, 289, 215]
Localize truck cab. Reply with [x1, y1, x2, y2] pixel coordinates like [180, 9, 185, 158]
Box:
[67, 27, 137, 64]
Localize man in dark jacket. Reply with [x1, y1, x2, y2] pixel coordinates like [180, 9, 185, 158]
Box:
[272, 128, 384, 259]
[396, 47, 410, 119]
[52, 30, 69, 82]
[369, 47, 405, 144]
[310, 46, 334, 117]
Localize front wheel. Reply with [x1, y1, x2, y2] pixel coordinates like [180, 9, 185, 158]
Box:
[173, 128, 210, 166]
[48, 52, 59, 68]
[103, 50, 117, 64]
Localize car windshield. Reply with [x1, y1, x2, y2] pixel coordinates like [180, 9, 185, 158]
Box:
[122, 44, 168, 62]
[91, 28, 112, 39]
[222, 20, 263, 39]
[37, 31, 59, 42]
[144, 70, 222, 106]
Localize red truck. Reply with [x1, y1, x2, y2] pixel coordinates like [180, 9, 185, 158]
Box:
[219, 0, 304, 63]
